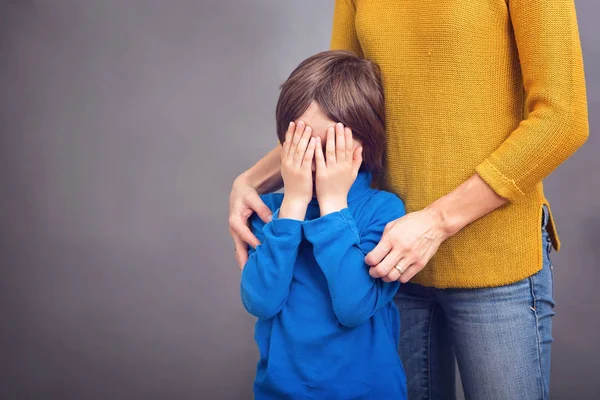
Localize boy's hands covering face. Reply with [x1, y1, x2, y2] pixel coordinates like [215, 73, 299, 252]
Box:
[279, 121, 316, 220]
[314, 123, 363, 216]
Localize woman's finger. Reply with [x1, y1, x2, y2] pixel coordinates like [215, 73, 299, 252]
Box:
[382, 268, 401, 283]
[230, 216, 261, 249]
[232, 233, 249, 269]
[245, 190, 272, 224]
[369, 251, 403, 278]
[344, 127, 354, 163]
[365, 236, 393, 266]
[326, 126, 336, 166]
[315, 136, 326, 170]
[293, 126, 312, 166]
[399, 263, 420, 284]
[302, 137, 316, 170]
[385, 257, 411, 281]
[335, 122, 346, 162]
[383, 220, 396, 235]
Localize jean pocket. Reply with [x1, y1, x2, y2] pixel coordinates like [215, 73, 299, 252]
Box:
[541, 204, 550, 229]
[541, 206, 554, 300]
[544, 238, 554, 300]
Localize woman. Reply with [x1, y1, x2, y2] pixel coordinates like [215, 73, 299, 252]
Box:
[229, 1, 588, 399]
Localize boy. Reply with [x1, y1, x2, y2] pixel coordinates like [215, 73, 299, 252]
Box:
[241, 50, 407, 399]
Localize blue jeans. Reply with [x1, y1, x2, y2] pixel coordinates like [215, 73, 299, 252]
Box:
[394, 207, 555, 400]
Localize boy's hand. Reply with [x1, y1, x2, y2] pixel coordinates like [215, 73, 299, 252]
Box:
[280, 121, 316, 220]
[315, 123, 363, 216]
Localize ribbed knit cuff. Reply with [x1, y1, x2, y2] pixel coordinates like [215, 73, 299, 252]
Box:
[269, 209, 303, 239]
[476, 159, 525, 202]
[303, 208, 360, 244]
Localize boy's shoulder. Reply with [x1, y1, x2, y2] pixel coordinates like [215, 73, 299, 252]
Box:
[259, 193, 285, 212]
[363, 189, 406, 220]
[248, 193, 284, 233]
[367, 188, 404, 207]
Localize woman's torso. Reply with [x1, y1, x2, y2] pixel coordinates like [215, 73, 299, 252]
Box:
[349, 0, 558, 288]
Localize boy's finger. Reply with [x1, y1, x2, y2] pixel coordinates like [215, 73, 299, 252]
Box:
[335, 122, 345, 162]
[315, 137, 326, 169]
[345, 127, 354, 163]
[326, 126, 336, 166]
[294, 120, 306, 138]
[288, 121, 305, 161]
[302, 137, 316, 169]
[293, 126, 312, 166]
[352, 146, 363, 176]
[282, 121, 295, 159]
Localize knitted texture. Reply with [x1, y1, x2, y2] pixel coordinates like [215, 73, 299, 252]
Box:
[331, 0, 589, 288]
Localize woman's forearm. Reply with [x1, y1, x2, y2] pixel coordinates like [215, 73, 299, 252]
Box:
[238, 145, 283, 194]
[365, 173, 508, 282]
[428, 173, 509, 238]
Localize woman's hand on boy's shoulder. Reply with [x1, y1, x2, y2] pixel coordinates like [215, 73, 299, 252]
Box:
[365, 207, 449, 283]
[229, 176, 272, 269]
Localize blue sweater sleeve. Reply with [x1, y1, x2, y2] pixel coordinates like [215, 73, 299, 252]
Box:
[303, 193, 406, 328]
[240, 209, 303, 320]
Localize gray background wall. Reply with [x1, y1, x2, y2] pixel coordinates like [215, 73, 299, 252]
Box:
[0, 1, 597, 399]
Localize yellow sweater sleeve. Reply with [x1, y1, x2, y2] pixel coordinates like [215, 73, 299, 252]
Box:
[330, 0, 363, 57]
[475, 0, 589, 202]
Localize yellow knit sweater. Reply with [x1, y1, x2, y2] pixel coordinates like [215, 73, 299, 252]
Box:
[331, 0, 589, 288]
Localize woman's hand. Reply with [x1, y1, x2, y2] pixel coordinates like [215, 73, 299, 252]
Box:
[365, 172, 508, 282]
[279, 121, 317, 220]
[364, 208, 451, 283]
[314, 123, 363, 216]
[229, 177, 273, 269]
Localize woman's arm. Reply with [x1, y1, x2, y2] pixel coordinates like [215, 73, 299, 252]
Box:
[475, 0, 588, 201]
[238, 145, 284, 195]
[368, 0, 589, 282]
[240, 211, 302, 319]
[330, 0, 363, 57]
[367, 174, 507, 283]
[303, 194, 406, 328]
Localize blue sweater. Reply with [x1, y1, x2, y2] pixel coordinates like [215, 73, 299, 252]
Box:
[241, 172, 407, 400]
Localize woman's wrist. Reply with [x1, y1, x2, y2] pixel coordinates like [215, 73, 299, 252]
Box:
[426, 173, 509, 239]
[246, 171, 284, 195]
[233, 172, 252, 191]
[423, 203, 457, 240]
[237, 146, 284, 195]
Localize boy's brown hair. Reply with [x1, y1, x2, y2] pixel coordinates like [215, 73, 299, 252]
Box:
[275, 50, 386, 174]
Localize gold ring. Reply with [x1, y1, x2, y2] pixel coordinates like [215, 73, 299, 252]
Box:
[395, 264, 405, 274]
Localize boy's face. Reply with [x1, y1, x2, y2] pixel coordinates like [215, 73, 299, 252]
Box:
[296, 101, 362, 173]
